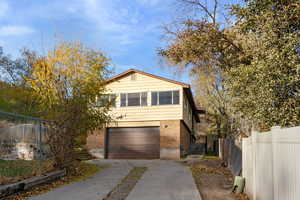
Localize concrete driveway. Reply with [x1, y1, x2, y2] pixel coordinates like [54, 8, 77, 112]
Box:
[30, 161, 132, 200]
[125, 160, 202, 200]
[30, 160, 201, 200]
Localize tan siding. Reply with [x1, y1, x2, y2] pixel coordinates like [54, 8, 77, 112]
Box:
[108, 121, 160, 127]
[105, 72, 183, 122]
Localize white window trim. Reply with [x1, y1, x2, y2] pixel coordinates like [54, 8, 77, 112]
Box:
[121, 92, 148, 107]
[152, 90, 180, 106]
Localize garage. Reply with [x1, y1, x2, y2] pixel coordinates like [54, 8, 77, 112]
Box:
[106, 127, 160, 159]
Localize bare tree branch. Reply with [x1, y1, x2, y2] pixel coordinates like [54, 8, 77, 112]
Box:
[213, 0, 218, 25]
[179, 0, 216, 23]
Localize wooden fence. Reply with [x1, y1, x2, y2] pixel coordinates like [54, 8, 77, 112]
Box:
[242, 126, 300, 200]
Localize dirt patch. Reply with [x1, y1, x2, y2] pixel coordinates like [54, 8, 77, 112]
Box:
[183, 157, 248, 200]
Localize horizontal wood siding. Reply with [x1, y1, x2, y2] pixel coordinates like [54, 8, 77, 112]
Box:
[106, 72, 183, 122]
[108, 121, 161, 127]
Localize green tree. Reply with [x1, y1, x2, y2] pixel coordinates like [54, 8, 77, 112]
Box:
[159, 0, 243, 137]
[160, 0, 300, 132]
[0, 48, 38, 115]
[229, 0, 300, 128]
[26, 41, 113, 171]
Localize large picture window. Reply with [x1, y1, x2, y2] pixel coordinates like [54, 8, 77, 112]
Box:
[120, 92, 148, 107]
[151, 90, 180, 105]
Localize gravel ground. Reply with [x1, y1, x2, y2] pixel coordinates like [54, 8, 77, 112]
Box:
[103, 167, 147, 200]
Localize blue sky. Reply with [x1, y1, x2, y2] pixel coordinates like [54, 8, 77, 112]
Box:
[0, 0, 241, 83]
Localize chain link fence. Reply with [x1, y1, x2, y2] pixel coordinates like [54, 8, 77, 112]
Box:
[0, 111, 50, 161]
[0, 111, 54, 184]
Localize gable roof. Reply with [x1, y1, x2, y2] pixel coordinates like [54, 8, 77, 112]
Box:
[106, 69, 190, 88]
[106, 69, 200, 122]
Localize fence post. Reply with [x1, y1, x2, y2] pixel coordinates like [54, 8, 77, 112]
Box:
[251, 131, 258, 200]
[219, 138, 223, 159]
[271, 126, 280, 200]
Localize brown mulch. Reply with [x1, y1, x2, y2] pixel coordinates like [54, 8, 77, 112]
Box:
[183, 157, 249, 200]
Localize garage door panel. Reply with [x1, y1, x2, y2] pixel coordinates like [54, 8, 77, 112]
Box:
[106, 127, 160, 159]
[108, 144, 159, 151]
[108, 140, 159, 145]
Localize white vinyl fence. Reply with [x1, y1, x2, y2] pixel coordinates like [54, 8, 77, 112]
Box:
[243, 126, 300, 200]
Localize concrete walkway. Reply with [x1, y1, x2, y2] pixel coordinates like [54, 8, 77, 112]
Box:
[30, 161, 132, 200]
[126, 160, 202, 200]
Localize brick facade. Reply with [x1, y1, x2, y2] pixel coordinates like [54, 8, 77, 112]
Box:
[160, 120, 181, 159]
[86, 120, 191, 160]
[86, 129, 105, 158]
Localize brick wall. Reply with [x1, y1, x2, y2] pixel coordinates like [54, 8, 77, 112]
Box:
[86, 129, 105, 158]
[160, 120, 180, 159]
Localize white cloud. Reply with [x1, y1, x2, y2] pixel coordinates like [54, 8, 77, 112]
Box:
[81, 0, 162, 47]
[0, 1, 9, 17]
[0, 25, 35, 37]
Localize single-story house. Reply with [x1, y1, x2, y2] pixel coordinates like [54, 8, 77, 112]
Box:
[86, 69, 201, 159]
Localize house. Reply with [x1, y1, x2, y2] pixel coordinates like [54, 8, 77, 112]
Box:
[86, 69, 200, 159]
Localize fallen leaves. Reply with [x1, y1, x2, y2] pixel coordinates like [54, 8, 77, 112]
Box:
[6, 162, 103, 200]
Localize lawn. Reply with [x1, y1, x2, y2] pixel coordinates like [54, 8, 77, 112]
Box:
[0, 159, 54, 184]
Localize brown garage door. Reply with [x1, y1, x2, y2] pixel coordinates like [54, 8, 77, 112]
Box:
[106, 127, 160, 159]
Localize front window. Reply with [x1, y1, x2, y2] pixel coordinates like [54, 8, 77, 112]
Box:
[128, 93, 140, 106]
[120, 92, 148, 107]
[96, 94, 116, 107]
[159, 91, 173, 105]
[151, 90, 180, 105]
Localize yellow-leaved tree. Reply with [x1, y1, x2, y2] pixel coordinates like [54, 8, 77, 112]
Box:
[27, 41, 113, 172]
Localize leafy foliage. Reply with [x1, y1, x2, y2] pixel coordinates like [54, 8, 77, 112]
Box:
[160, 0, 300, 133]
[159, 0, 245, 136]
[0, 48, 38, 115]
[229, 0, 300, 128]
[26, 41, 113, 171]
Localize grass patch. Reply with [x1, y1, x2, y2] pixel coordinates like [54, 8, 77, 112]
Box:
[0, 160, 54, 185]
[104, 167, 147, 200]
[70, 162, 104, 182]
[203, 155, 220, 160]
[7, 162, 104, 200]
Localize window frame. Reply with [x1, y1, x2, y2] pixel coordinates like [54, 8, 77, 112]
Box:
[151, 90, 180, 106]
[95, 94, 116, 107]
[120, 92, 148, 107]
[127, 92, 141, 107]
